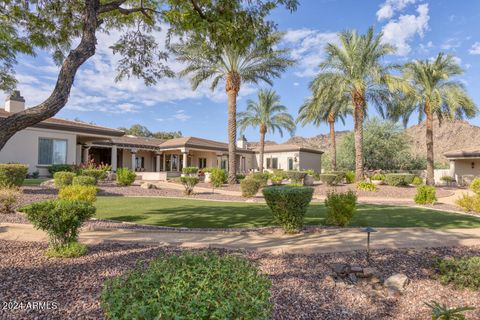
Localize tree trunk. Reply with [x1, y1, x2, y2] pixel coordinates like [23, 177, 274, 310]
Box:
[328, 112, 336, 171]
[425, 102, 435, 185]
[259, 125, 266, 172]
[352, 91, 365, 182]
[226, 72, 240, 184]
[0, 0, 100, 151]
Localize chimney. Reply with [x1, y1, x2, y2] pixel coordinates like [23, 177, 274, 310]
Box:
[5, 90, 25, 113]
[237, 135, 248, 149]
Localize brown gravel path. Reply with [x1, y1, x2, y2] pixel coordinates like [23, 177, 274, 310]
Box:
[0, 240, 479, 320]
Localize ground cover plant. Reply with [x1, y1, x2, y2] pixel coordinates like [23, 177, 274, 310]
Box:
[436, 256, 480, 291]
[357, 181, 378, 192]
[324, 190, 358, 226]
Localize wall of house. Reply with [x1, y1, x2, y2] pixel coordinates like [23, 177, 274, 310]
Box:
[299, 151, 322, 172]
[452, 159, 480, 183]
[0, 127, 77, 175]
[253, 151, 322, 172]
[119, 149, 155, 171]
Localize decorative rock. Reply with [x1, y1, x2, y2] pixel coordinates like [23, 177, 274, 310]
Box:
[140, 182, 156, 189]
[350, 265, 363, 273]
[40, 179, 55, 188]
[384, 273, 409, 293]
[348, 273, 358, 283]
[331, 263, 348, 275]
[324, 275, 336, 287]
[362, 267, 378, 278]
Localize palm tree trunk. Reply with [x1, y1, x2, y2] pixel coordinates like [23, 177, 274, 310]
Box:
[259, 125, 266, 172]
[328, 113, 336, 171]
[353, 92, 365, 182]
[226, 72, 240, 184]
[425, 102, 435, 185]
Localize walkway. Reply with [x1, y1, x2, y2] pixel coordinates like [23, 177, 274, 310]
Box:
[1, 223, 480, 254]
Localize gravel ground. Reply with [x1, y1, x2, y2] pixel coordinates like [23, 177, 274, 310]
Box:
[0, 240, 478, 320]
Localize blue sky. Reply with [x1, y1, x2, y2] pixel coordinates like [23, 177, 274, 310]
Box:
[12, 0, 480, 143]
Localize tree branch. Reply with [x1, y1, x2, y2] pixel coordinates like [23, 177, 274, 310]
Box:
[190, 0, 212, 22]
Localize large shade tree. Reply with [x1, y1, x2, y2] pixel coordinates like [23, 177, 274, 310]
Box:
[394, 53, 477, 185]
[0, 0, 298, 151]
[315, 27, 404, 181]
[238, 89, 295, 172]
[172, 35, 294, 183]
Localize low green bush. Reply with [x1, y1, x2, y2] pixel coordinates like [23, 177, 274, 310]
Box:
[236, 173, 246, 181]
[370, 173, 385, 181]
[180, 176, 199, 195]
[324, 191, 358, 227]
[262, 186, 313, 233]
[182, 166, 199, 175]
[414, 185, 437, 205]
[0, 187, 20, 214]
[21, 199, 96, 251]
[58, 185, 97, 204]
[436, 256, 480, 290]
[240, 178, 262, 197]
[412, 176, 423, 186]
[328, 171, 346, 184]
[425, 301, 474, 320]
[72, 175, 97, 186]
[101, 252, 272, 320]
[384, 173, 415, 186]
[45, 242, 87, 258]
[48, 164, 75, 176]
[456, 194, 480, 214]
[270, 174, 284, 185]
[286, 171, 306, 184]
[81, 169, 106, 182]
[319, 174, 337, 186]
[0, 164, 28, 187]
[249, 172, 270, 186]
[210, 168, 227, 188]
[356, 181, 378, 192]
[345, 171, 355, 184]
[116, 168, 136, 186]
[54, 171, 75, 188]
[272, 169, 286, 179]
[440, 176, 454, 183]
[470, 178, 480, 195]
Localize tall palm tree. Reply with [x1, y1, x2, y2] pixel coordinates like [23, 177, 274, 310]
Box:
[238, 89, 296, 172]
[297, 82, 351, 171]
[397, 53, 477, 185]
[315, 27, 404, 181]
[172, 34, 294, 184]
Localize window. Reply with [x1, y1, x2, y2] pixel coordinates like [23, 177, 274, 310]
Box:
[288, 158, 294, 170]
[38, 138, 67, 165]
[171, 154, 178, 171]
[198, 158, 207, 169]
[266, 158, 278, 169]
[135, 156, 144, 169]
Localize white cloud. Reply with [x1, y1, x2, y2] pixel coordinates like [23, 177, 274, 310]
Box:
[381, 3, 430, 56]
[293, 82, 299, 86]
[469, 42, 480, 55]
[172, 110, 191, 122]
[377, 0, 417, 20]
[440, 38, 461, 50]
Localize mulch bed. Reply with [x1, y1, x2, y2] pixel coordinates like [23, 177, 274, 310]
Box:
[0, 240, 478, 320]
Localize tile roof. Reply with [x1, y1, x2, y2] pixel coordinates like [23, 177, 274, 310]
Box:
[444, 148, 480, 158]
[259, 144, 324, 154]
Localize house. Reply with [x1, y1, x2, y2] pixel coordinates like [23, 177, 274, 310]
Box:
[0, 91, 323, 179]
[444, 148, 480, 184]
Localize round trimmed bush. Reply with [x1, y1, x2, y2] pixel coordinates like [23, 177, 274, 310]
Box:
[384, 173, 415, 186]
[53, 171, 75, 188]
[240, 178, 262, 197]
[412, 176, 423, 186]
[180, 176, 199, 195]
[328, 171, 346, 184]
[249, 172, 269, 186]
[101, 252, 272, 319]
[81, 169, 106, 182]
[262, 186, 314, 233]
[182, 166, 199, 175]
[0, 164, 28, 187]
[58, 185, 97, 204]
[72, 175, 97, 186]
[116, 168, 136, 186]
[319, 174, 337, 186]
[286, 171, 306, 184]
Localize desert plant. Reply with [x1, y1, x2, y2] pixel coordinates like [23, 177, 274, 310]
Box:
[324, 190, 358, 227]
[72, 175, 97, 186]
[58, 185, 97, 204]
[101, 252, 272, 320]
[180, 176, 199, 195]
[328, 171, 346, 184]
[414, 185, 437, 205]
[286, 171, 306, 184]
[45, 241, 88, 258]
[319, 174, 337, 186]
[48, 164, 75, 176]
[455, 194, 480, 213]
[240, 178, 262, 198]
[182, 166, 199, 175]
[425, 301, 474, 320]
[470, 178, 480, 195]
[210, 168, 227, 189]
[356, 181, 378, 192]
[370, 173, 385, 181]
[262, 186, 313, 233]
[384, 173, 415, 187]
[436, 256, 480, 290]
[272, 169, 286, 179]
[0, 164, 28, 187]
[0, 187, 20, 213]
[345, 171, 355, 184]
[412, 175, 423, 186]
[116, 168, 136, 186]
[269, 174, 284, 185]
[53, 171, 75, 188]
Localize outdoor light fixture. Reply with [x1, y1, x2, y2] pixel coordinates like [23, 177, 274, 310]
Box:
[472, 162, 475, 169]
[361, 226, 377, 263]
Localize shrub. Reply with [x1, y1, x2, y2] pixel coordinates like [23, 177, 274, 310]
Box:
[286, 171, 306, 184]
[370, 173, 385, 181]
[210, 168, 227, 188]
[262, 186, 313, 233]
[319, 174, 337, 186]
[45, 242, 87, 258]
[456, 194, 480, 213]
[270, 174, 284, 185]
[0, 187, 20, 213]
[412, 176, 423, 186]
[356, 181, 378, 192]
[182, 166, 199, 175]
[58, 185, 97, 204]
[436, 256, 480, 290]
[0, 164, 28, 187]
[414, 185, 437, 205]
[249, 172, 270, 186]
[116, 168, 136, 186]
[425, 301, 474, 320]
[440, 176, 454, 183]
[236, 173, 246, 181]
[53, 171, 75, 188]
[81, 169, 106, 182]
[21, 199, 96, 250]
[384, 173, 415, 186]
[345, 171, 355, 184]
[328, 171, 346, 184]
[48, 164, 74, 176]
[272, 169, 286, 179]
[240, 178, 262, 197]
[180, 176, 199, 195]
[101, 252, 272, 320]
[470, 178, 480, 195]
[27, 171, 40, 179]
[72, 175, 97, 186]
[324, 191, 358, 227]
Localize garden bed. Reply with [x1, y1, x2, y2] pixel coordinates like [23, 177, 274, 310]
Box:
[0, 240, 478, 320]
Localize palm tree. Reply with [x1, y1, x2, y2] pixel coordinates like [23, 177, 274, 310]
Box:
[397, 53, 477, 185]
[172, 34, 294, 184]
[238, 89, 296, 172]
[297, 83, 351, 171]
[315, 27, 404, 181]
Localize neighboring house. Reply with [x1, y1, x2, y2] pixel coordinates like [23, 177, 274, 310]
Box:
[0, 92, 323, 179]
[444, 148, 480, 184]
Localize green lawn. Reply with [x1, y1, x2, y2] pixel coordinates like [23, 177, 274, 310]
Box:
[94, 197, 480, 229]
[22, 178, 49, 186]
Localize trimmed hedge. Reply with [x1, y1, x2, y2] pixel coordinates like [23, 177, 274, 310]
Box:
[324, 191, 358, 227]
[58, 185, 97, 204]
[116, 168, 136, 186]
[249, 172, 270, 186]
[72, 175, 97, 186]
[328, 171, 346, 184]
[319, 174, 337, 186]
[81, 169, 106, 182]
[101, 252, 272, 320]
[384, 173, 415, 186]
[286, 171, 306, 184]
[262, 186, 313, 233]
[240, 178, 262, 197]
[54, 171, 75, 188]
[414, 185, 437, 205]
[182, 166, 199, 175]
[0, 164, 28, 187]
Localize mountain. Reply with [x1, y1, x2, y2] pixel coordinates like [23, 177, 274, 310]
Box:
[286, 130, 350, 151]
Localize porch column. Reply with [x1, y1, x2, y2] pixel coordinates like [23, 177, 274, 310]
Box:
[182, 151, 188, 169]
[163, 154, 166, 171]
[131, 149, 137, 171]
[111, 145, 117, 172]
[82, 146, 90, 164]
[155, 153, 161, 172]
[449, 160, 456, 181]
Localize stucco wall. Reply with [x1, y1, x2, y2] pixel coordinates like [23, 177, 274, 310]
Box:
[452, 159, 480, 182]
[298, 151, 322, 172]
[0, 127, 77, 175]
[254, 151, 322, 172]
